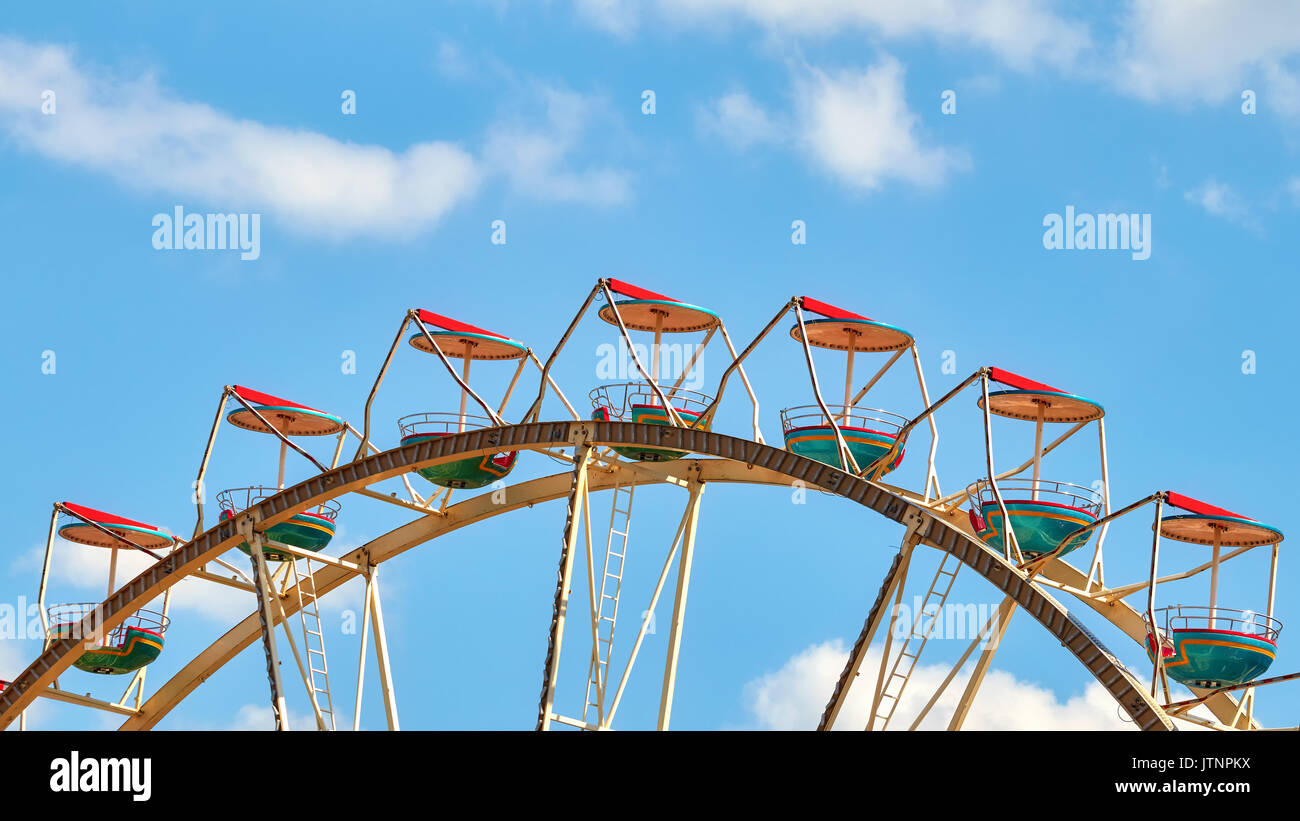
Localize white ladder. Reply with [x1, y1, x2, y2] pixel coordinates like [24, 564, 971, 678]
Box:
[871, 552, 960, 730]
[291, 558, 336, 731]
[583, 480, 634, 726]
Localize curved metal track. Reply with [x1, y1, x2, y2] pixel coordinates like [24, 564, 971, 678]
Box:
[1, 421, 1194, 729]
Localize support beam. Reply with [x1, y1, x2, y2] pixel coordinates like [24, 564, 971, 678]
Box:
[352, 563, 374, 731]
[36, 686, 141, 717]
[369, 567, 399, 730]
[818, 533, 916, 730]
[245, 526, 289, 731]
[601, 483, 698, 729]
[947, 597, 1017, 730]
[865, 545, 916, 731]
[271, 584, 329, 731]
[656, 479, 705, 730]
[908, 595, 1013, 730]
[537, 443, 593, 730]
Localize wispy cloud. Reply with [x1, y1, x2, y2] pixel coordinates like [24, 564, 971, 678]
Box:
[565, 0, 1091, 70]
[484, 81, 633, 206]
[1184, 178, 1258, 230]
[1113, 0, 1300, 111]
[0, 37, 633, 240]
[700, 57, 968, 193]
[573, 0, 643, 37]
[12, 535, 363, 626]
[795, 59, 967, 191]
[743, 639, 1208, 730]
[225, 702, 316, 731]
[696, 91, 784, 150]
[0, 38, 481, 239]
[560, 0, 1300, 120]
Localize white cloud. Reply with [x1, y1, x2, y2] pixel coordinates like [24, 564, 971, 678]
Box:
[434, 38, 474, 81]
[1114, 0, 1300, 108]
[744, 639, 1140, 730]
[0, 38, 481, 239]
[699, 58, 966, 192]
[23, 540, 251, 623]
[566, 0, 1090, 70]
[0, 38, 635, 238]
[697, 92, 785, 149]
[795, 59, 967, 191]
[1184, 178, 1257, 229]
[228, 702, 316, 731]
[484, 82, 632, 205]
[14, 534, 365, 627]
[562, 1, 1300, 120]
[574, 0, 643, 37]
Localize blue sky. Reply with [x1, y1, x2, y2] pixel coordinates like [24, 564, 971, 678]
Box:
[1, 1, 1298, 730]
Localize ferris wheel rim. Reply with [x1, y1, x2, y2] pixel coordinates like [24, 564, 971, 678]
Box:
[0, 420, 1201, 731]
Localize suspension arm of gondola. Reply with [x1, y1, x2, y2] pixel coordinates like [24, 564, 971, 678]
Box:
[863, 367, 986, 479]
[37, 506, 59, 641]
[54, 502, 167, 563]
[714, 322, 765, 443]
[1084, 417, 1113, 592]
[353, 313, 413, 461]
[933, 419, 1088, 509]
[908, 344, 942, 501]
[981, 371, 1022, 563]
[667, 326, 714, 394]
[526, 350, 580, 420]
[1022, 492, 1163, 577]
[793, 299, 860, 474]
[498, 354, 529, 417]
[409, 311, 505, 427]
[1099, 541, 1261, 601]
[193, 388, 231, 538]
[522, 282, 602, 424]
[597, 279, 687, 428]
[228, 389, 330, 474]
[1146, 492, 1167, 697]
[695, 299, 794, 431]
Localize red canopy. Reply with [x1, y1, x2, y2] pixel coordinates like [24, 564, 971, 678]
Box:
[608, 278, 681, 303]
[1166, 492, 1251, 521]
[232, 385, 318, 411]
[415, 310, 509, 340]
[800, 297, 870, 322]
[61, 502, 158, 531]
[988, 367, 1063, 394]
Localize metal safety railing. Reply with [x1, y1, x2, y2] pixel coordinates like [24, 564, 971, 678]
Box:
[967, 478, 1102, 516]
[399, 411, 503, 438]
[780, 403, 909, 437]
[589, 382, 713, 421]
[217, 487, 341, 521]
[1147, 605, 1282, 641]
[47, 603, 169, 645]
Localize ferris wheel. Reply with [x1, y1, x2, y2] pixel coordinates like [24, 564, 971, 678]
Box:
[0, 277, 1289, 732]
